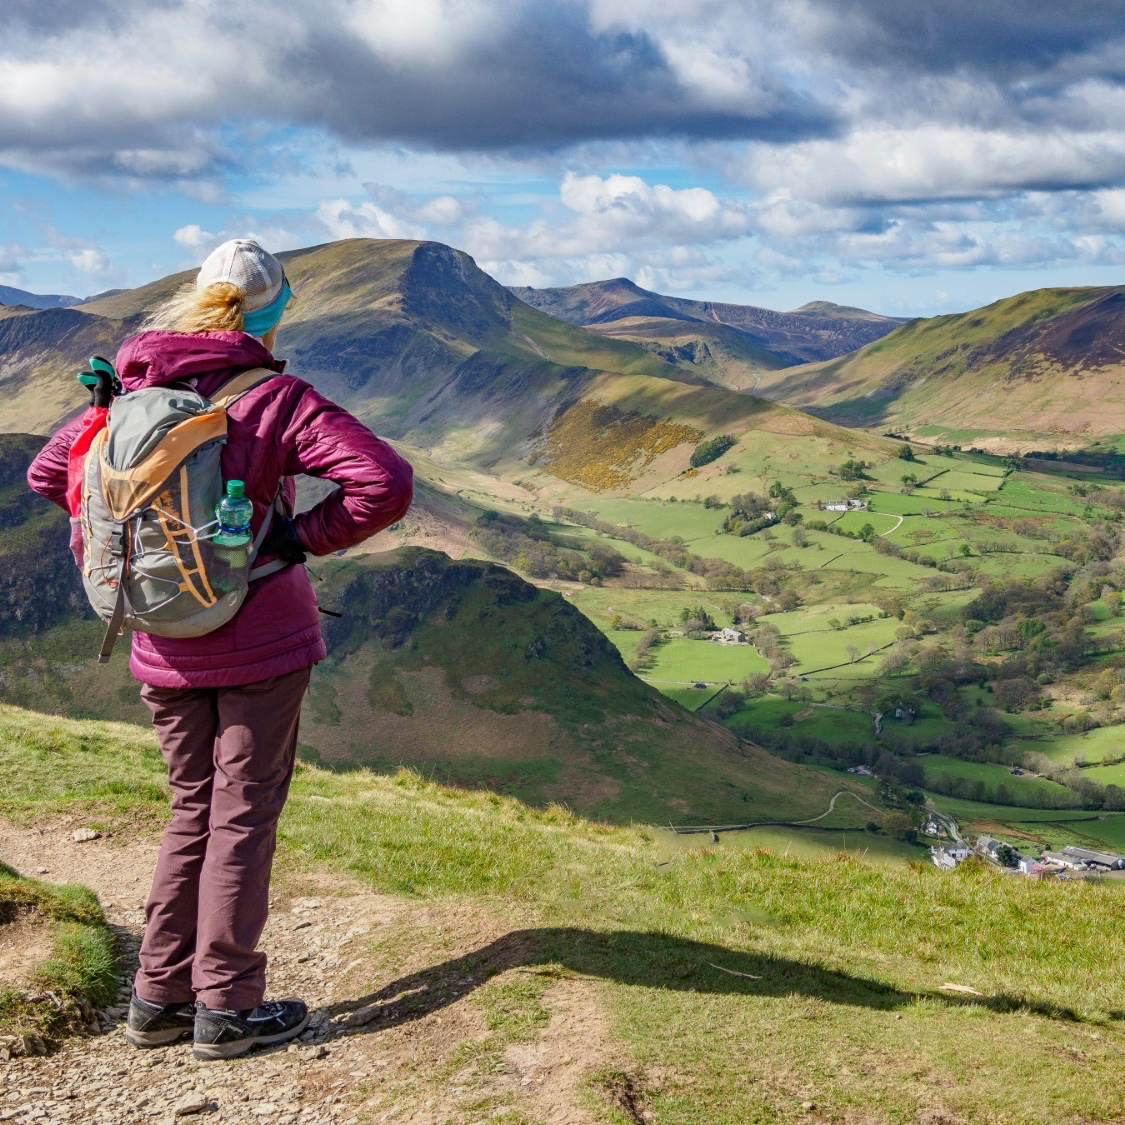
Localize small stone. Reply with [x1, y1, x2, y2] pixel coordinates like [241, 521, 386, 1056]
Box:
[343, 1004, 380, 1028]
[34, 867, 49, 875]
[302, 1046, 328, 1061]
[801, 1101, 815, 1112]
[173, 1092, 212, 1117]
[72, 827, 101, 842]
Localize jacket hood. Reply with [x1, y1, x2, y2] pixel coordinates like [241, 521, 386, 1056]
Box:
[115, 331, 284, 395]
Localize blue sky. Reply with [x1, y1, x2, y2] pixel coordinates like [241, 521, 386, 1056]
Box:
[2, 0, 1125, 316]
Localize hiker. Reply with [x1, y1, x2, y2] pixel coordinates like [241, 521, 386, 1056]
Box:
[27, 239, 413, 1059]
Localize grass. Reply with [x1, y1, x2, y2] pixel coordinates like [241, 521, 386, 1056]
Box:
[4, 705, 1125, 1121]
[920, 754, 1078, 804]
[644, 638, 770, 684]
[0, 861, 118, 1051]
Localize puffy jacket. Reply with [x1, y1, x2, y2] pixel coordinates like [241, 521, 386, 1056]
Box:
[27, 330, 413, 688]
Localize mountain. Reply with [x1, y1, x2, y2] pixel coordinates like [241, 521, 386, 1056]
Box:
[510, 278, 906, 389]
[0, 285, 81, 310]
[747, 285, 1125, 446]
[0, 239, 893, 494]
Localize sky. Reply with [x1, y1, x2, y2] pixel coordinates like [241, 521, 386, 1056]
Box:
[2, 0, 1125, 316]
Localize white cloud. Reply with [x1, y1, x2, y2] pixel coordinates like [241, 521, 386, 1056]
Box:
[313, 199, 427, 241]
[740, 126, 1125, 205]
[67, 247, 112, 276]
[173, 224, 218, 250]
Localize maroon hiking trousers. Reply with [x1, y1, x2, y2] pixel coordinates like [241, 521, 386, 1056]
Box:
[134, 666, 312, 1011]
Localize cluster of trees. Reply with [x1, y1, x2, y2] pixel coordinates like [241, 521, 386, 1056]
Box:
[630, 626, 664, 672]
[689, 434, 737, 468]
[717, 481, 799, 537]
[837, 459, 872, 481]
[473, 511, 626, 584]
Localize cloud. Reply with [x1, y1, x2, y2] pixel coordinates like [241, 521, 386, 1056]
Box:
[0, 242, 27, 282]
[0, 0, 833, 184]
[740, 126, 1125, 205]
[67, 247, 113, 277]
[314, 199, 427, 241]
[173, 224, 217, 251]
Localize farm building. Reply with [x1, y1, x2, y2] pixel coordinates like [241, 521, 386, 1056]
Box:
[825, 499, 867, 512]
[931, 844, 971, 869]
[1043, 846, 1125, 871]
[709, 627, 747, 644]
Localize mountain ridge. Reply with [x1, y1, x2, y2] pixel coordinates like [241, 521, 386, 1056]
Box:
[745, 283, 1125, 446]
[510, 277, 907, 366]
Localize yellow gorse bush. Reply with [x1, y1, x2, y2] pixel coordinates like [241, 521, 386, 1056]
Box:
[538, 399, 702, 490]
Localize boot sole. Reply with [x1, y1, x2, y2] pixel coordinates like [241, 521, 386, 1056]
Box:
[125, 1025, 194, 1048]
[192, 1012, 311, 1060]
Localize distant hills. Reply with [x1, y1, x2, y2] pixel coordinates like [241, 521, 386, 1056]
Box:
[510, 277, 906, 390]
[749, 285, 1125, 447]
[0, 285, 82, 310]
[0, 239, 889, 495]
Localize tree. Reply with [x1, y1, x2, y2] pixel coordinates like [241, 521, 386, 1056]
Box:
[994, 844, 1018, 868]
[882, 811, 914, 840]
[897, 443, 916, 461]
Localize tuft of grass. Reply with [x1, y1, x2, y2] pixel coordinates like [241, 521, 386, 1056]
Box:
[0, 863, 118, 1050]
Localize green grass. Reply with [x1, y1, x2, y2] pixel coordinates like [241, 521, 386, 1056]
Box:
[0, 861, 118, 1049]
[644, 637, 770, 684]
[4, 704, 1125, 1121]
[920, 754, 1079, 805]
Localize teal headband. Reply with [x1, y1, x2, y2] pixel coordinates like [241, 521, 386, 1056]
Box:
[243, 276, 292, 337]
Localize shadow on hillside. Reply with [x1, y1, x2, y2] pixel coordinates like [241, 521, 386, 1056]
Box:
[329, 927, 1096, 1030]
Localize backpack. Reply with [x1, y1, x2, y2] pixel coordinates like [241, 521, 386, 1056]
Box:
[75, 367, 289, 662]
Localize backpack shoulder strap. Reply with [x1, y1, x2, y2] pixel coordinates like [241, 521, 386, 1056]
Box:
[209, 367, 278, 409]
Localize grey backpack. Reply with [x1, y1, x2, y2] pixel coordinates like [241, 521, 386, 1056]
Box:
[77, 367, 288, 662]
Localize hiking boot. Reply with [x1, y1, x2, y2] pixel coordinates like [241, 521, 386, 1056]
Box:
[124, 992, 197, 1048]
[193, 999, 309, 1060]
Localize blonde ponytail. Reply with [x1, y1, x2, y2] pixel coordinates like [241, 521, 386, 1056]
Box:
[144, 280, 246, 333]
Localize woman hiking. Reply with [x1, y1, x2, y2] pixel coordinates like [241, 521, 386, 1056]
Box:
[27, 238, 413, 1059]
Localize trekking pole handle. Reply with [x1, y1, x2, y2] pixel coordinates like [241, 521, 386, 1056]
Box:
[77, 356, 121, 408]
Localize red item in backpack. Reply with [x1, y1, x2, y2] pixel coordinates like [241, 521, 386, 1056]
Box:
[65, 406, 109, 517]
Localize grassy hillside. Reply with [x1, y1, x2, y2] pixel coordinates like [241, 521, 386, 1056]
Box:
[752, 285, 1125, 447]
[4, 703, 1125, 1123]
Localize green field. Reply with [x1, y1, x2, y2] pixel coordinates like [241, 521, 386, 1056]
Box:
[654, 825, 923, 864]
[920, 754, 1078, 804]
[645, 637, 770, 683]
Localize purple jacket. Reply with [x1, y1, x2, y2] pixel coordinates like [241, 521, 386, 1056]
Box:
[27, 331, 413, 688]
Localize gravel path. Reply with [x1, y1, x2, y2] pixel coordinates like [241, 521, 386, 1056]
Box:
[0, 819, 617, 1125]
[0, 822, 407, 1124]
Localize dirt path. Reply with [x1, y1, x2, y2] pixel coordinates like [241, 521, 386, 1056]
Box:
[795, 790, 885, 825]
[0, 821, 624, 1125]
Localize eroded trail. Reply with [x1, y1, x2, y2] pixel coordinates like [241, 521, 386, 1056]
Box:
[0, 821, 624, 1125]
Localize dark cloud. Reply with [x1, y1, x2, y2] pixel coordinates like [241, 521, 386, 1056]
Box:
[807, 0, 1125, 77]
[290, 6, 834, 150]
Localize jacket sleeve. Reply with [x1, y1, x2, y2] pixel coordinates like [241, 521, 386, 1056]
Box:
[27, 414, 87, 511]
[279, 383, 413, 557]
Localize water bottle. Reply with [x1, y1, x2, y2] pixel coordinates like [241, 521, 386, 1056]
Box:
[212, 480, 253, 584]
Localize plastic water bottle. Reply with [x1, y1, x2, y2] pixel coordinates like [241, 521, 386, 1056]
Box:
[212, 480, 253, 582]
